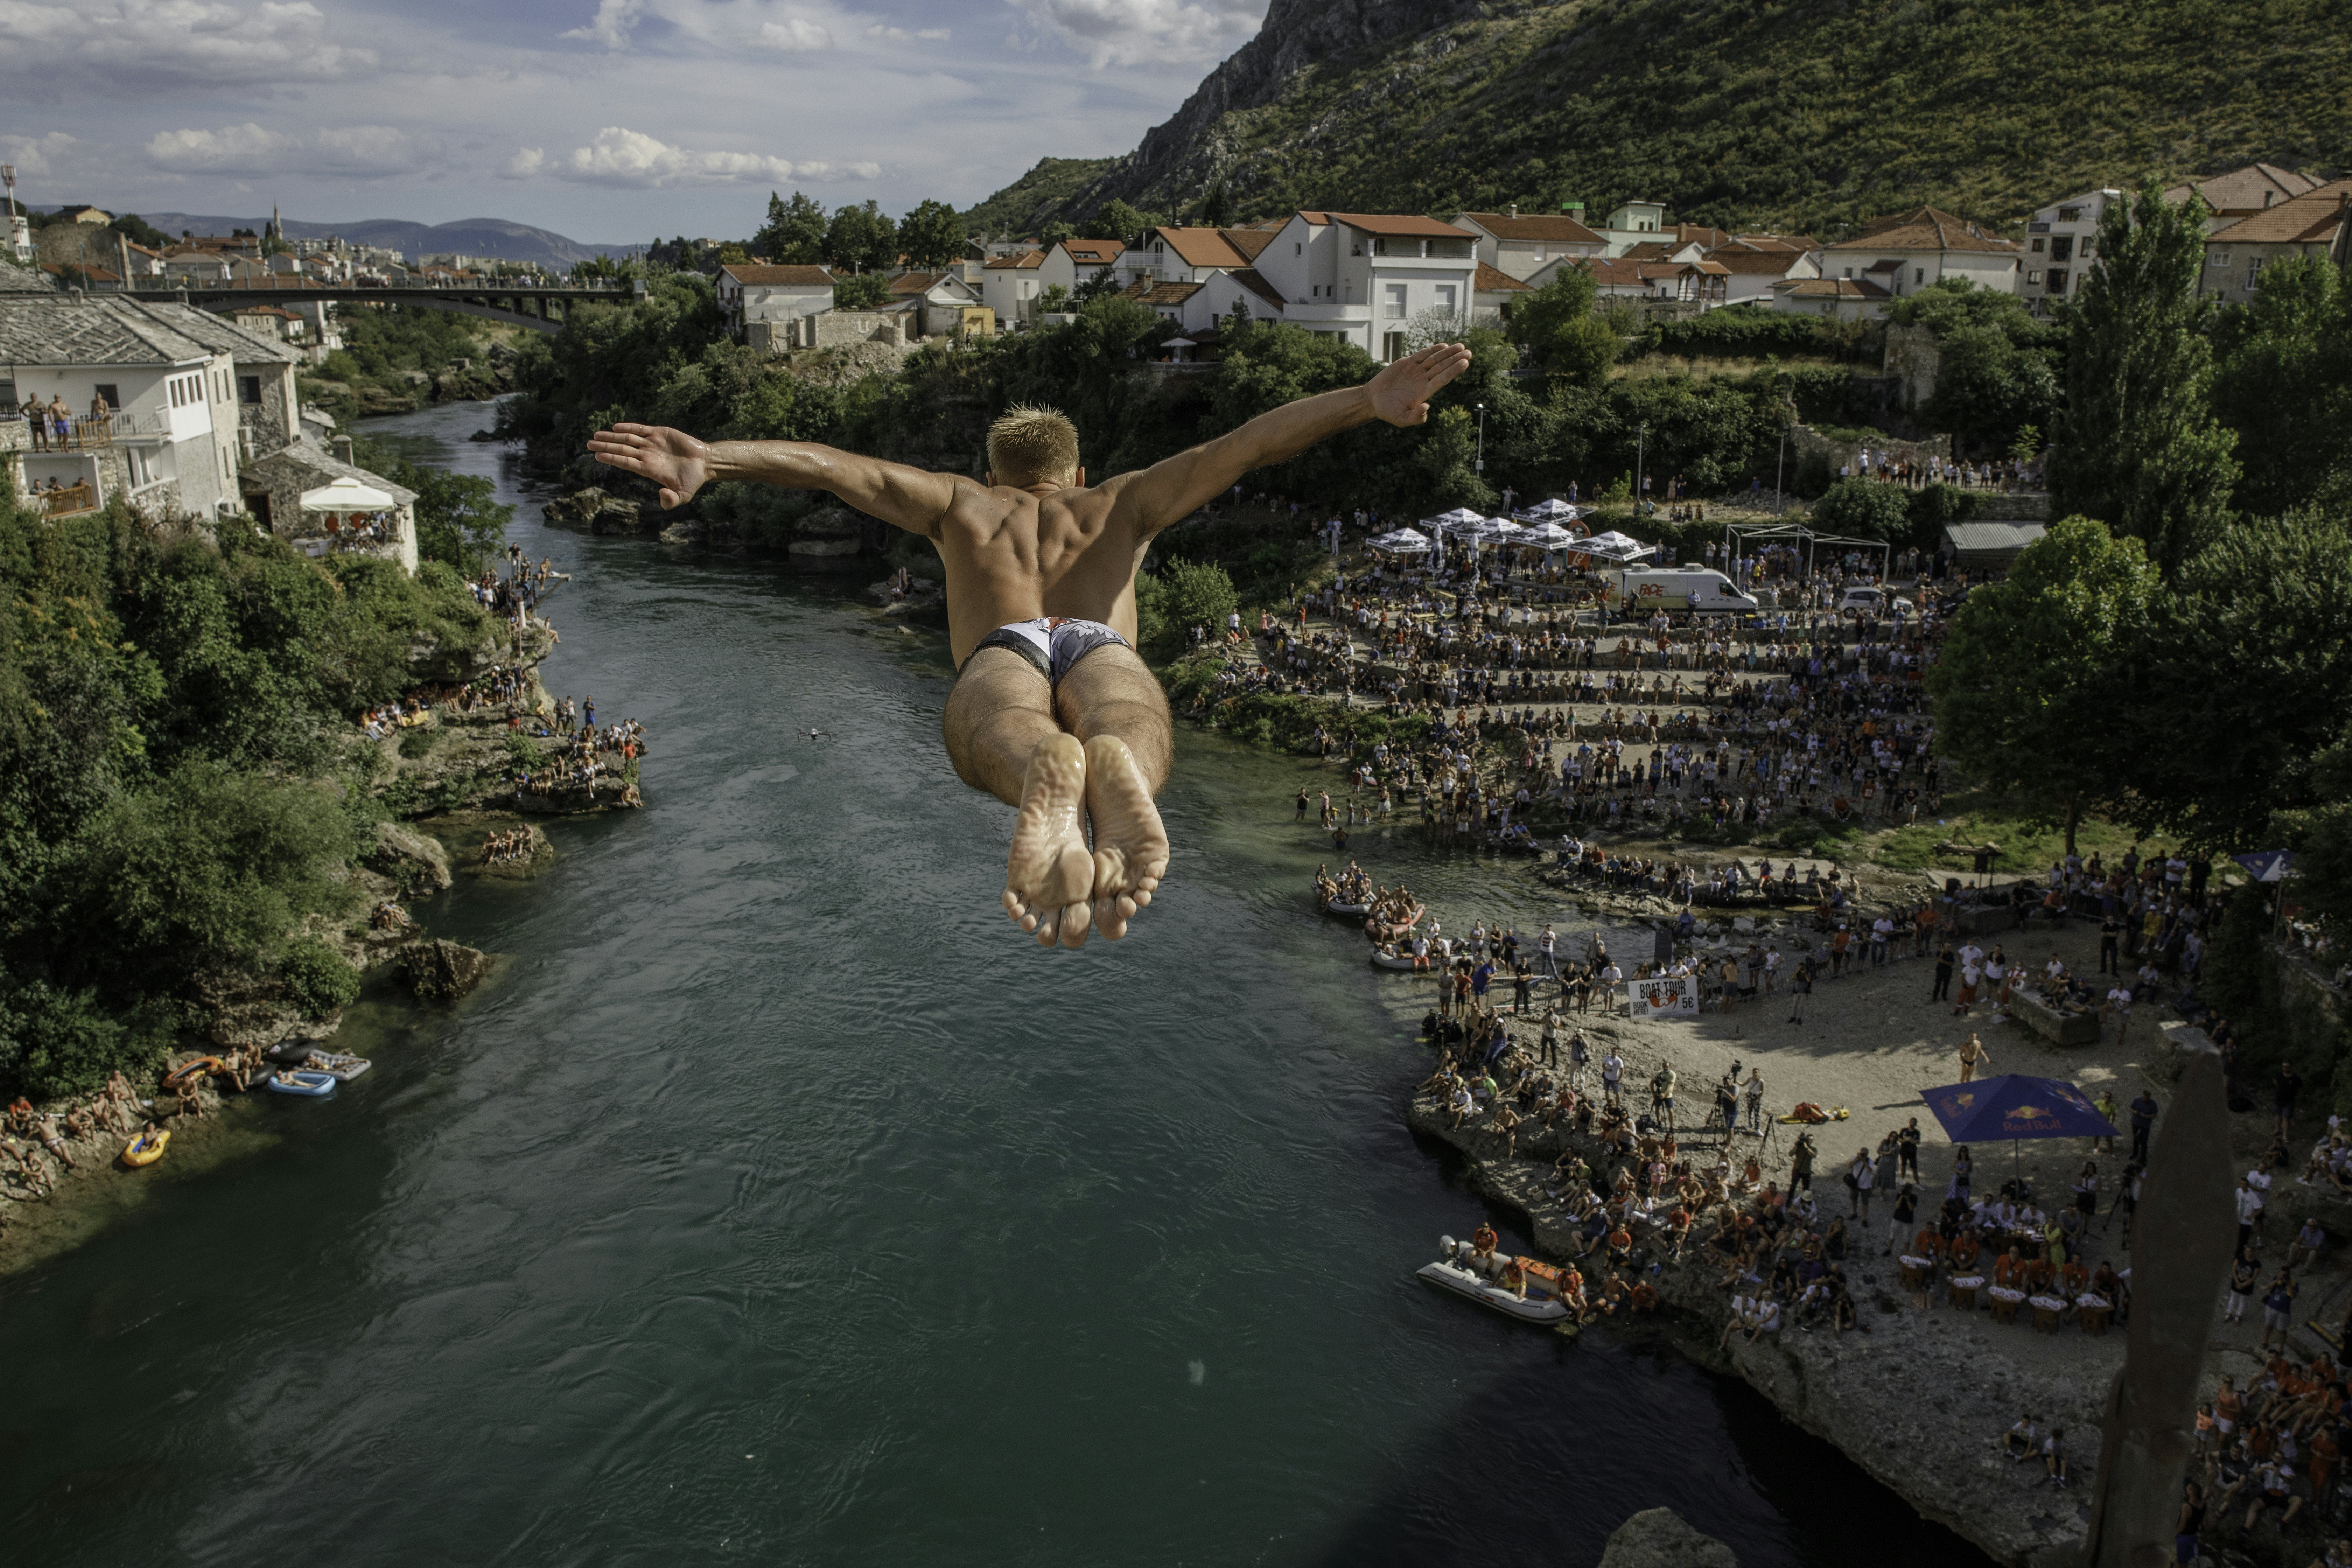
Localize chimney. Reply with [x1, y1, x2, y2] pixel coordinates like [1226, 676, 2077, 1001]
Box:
[1508, 203, 1519, 219]
[331, 433, 354, 465]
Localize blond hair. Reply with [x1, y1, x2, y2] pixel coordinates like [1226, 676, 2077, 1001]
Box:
[986, 404, 1080, 488]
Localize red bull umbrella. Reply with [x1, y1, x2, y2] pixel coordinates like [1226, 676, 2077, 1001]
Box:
[1921, 1073, 2118, 1142]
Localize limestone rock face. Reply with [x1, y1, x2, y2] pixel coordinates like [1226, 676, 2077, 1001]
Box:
[368, 819, 454, 895]
[403, 939, 491, 1002]
[1598, 1508, 1738, 1568]
[542, 486, 654, 534]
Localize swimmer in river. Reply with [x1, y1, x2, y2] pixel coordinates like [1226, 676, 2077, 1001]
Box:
[588, 344, 1474, 947]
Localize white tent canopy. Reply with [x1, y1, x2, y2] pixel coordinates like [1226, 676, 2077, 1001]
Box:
[1516, 498, 1582, 520]
[301, 476, 396, 512]
[1579, 530, 1657, 561]
[1368, 527, 1431, 552]
[1521, 522, 1580, 547]
[1483, 518, 1527, 539]
[1424, 506, 1486, 528]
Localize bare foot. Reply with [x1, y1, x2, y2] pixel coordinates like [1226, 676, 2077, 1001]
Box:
[1082, 735, 1169, 940]
[1002, 734, 1094, 948]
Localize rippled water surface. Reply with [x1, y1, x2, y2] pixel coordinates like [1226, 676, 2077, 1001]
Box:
[0, 402, 1986, 1566]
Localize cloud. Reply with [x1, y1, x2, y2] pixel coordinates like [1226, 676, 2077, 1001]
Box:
[1006, 0, 1264, 68]
[756, 17, 832, 50]
[865, 22, 948, 41]
[0, 132, 86, 180]
[145, 122, 426, 178]
[502, 127, 878, 188]
[0, 0, 377, 93]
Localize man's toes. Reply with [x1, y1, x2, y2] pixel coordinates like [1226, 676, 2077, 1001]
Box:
[1055, 901, 1091, 948]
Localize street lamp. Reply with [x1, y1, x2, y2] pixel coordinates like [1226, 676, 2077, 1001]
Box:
[1475, 401, 1486, 478]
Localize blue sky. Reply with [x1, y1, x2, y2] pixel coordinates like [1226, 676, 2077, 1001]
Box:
[0, 0, 1267, 243]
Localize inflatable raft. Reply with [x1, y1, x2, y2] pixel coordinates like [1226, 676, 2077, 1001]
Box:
[1321, 898, 1371, 917]
[1368, 949, 1421, 971]
[266, 1069, 337, 1098]
[121, 1128, 169, 1167]
[1416, 1236, 1573, 1325]
[162, 1056, 222, 1091]
[305, 1051, 372, 1083]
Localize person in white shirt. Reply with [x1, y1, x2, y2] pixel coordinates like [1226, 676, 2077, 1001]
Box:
[1870, 915, 1894, 966]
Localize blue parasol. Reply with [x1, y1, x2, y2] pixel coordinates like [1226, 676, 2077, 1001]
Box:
[1921, 1073, 2118, 1190]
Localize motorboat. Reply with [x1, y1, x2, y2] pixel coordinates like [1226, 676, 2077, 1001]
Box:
[304, 1051, 372, 1083]
[266, 1070, 337, 1098]
[1416, 1236, 1573, 1325]
[121, 1128, 169, 1167]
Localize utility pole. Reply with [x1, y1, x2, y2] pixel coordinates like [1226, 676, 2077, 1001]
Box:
[1475, 401, 1486, 482]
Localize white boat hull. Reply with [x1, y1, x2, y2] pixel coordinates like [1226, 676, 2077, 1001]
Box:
[1369, 952, 1420, 971]
[1416, 1260, 1571, 1324]
[1323, 900, 1370, 917]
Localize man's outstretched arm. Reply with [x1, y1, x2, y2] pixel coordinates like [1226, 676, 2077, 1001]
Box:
[1105, 343, 1474, 537]
[586, 424, 968, 537]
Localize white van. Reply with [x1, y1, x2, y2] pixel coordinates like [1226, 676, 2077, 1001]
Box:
[1604, 566, 1760, 614]
[1837, 586, 1913, 615]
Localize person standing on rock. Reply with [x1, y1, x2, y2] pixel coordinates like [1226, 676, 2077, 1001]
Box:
[590, 345, 1471, 948]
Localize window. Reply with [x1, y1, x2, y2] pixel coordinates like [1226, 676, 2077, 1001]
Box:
[1371, 238, 1389, 257]
[1382, 331, 1406, 361]
[93, 384, 118, 410]
[2027, 270, 2042, 285]
[1295, 242, 1302, 255]
[2031, 237, 2045, 253]
[238, 375, 262, 404]
[1434, 283, 1457, 313]
[2047, 269, 2068, 295]
[2058, 205, 2082, 223]
[2082, 238, 2096, 258]
[2050, 236, 2073, 263]
[0, 378, 13, 409]
[1842, 266, 1853, 279]
[1534, 245, 1546, 262]
[2209, 251, 2231, 268]
[1383, 284, 1407, 319]
[1914, 268, 1924, 285]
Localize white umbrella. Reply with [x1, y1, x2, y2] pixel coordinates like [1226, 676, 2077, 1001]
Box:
[1424, 506, 1486, 527]
[1163, 337, 1197, 348]
[301, 476, 395, 512]
[1517, 498, 1577, 519]
[1522, 522, 1579, 547]
[1484, 518, 1527, 540]
[1369, 527, 1431, 551]
[1581, 529, 1653, 559]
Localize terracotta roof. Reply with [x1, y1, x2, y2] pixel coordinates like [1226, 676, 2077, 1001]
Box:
[1325, 212, 1473, 239]
[1730, 234, 1820, 254]
[1473, 262, 1532, 293]
[1667, 225, 1732, 250]
[1124, 279, 1204, 306]
[1147, 227, 1254, 269]
[720, 264, 834, 286]
[1579, 258, 1652, 288]
[1776, 277, 1893, 300]
[1454, 211, 1605, 246]
[2205, 180, 2352, 245]
[1702, 245, 1812, 276]
[1227, 268, 1286, 311]
[1222, 227, 1278, 262]
[982, 250, 1046, 271]
[1056, 239, 1124, 262]
[42, 263, 124, 284]
[2163, 163, 2325, 212]
[1828, 206, 2019, 254]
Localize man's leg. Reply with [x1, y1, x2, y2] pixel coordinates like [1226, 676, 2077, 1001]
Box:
[944, 648, 1093, 947]
[1055, 645, 1172, 940]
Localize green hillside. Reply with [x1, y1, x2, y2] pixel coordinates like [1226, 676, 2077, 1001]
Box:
[993, 0, 2352, 236]
[961, 156, 1117, 237]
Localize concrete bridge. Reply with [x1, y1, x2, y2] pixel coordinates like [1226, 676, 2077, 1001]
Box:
[150, 280, 642, 334]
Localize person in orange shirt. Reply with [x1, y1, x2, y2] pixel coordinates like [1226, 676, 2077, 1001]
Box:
[1830, 925, 1852, 978]
[2060, 1258, 2091, 1297]
[1913, 1225, 1945, 1261]
[1993, 1247, 2027, 1291]
[2309, 1423, 2341, 1498]
[1949, 1231, 1983, 1272]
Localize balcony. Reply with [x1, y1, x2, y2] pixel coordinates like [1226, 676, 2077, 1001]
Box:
[21, 408, 172, 449]
[33, 481, 99, 518]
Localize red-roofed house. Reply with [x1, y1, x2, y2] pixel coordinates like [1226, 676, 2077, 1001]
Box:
[2200, 179, 2352, 303]
[1245, 212, 1480, 359]
[1703, 240, 1822, 304]
[1450, 208, 1606, 280]
[717, 262, 836, 337]
[1037, 237, 1125, 299]
[980, 248, 1047, 327]
[1819, 207, 2021, 309]
[1772, 275, 1894, 321]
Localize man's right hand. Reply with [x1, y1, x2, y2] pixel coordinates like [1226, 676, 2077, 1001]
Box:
[1366, 343, 1475, 426]
[587, 423, 708, 509]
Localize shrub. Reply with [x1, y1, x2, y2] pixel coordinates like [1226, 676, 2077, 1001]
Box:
[1808, 478, 1912, 541]
[1160, 558, 1237, 639]
[279, 938, 361, 1020]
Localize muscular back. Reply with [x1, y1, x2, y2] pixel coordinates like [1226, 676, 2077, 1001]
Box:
[933, 481, 1146, 664]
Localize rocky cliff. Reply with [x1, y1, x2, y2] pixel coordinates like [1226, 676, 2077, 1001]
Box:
[1019, 0, 2352, 235]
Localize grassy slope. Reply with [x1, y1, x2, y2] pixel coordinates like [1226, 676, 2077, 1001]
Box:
[1071, 0, 2352, 235]
[962, 156, 1118, 236]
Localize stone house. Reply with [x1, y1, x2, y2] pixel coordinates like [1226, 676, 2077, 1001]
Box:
[2198, 180, 2352, 304]
[716, 263, 835, 338]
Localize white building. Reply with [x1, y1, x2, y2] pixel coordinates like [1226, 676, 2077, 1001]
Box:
[1245, 212, 1480, 360]
[716, 263, 835, 337]
[886, 269, 982, 336]
[979, 248, 1046, 328]
[1704, 239, 1822, 305]
[1036, 237, 1125, 299]
[2198, 179, 2352, 305]
[1816, 206, 2022, 313]
[2020, 188, 2121, 313]
[1448, 209, 1608, 280]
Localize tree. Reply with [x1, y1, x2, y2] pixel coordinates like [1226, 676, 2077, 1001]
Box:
[755, 191, 827, 264]
[2211, 253, 2352, 518]
[1034, 284, 1072, 314]
[1507, 265, 1619, 384]
[1201, 181, 1233, 229]
[898, 198, 964, 270]
[1925, 516, 2157, 852]
[1158, 558, 1236, 638]
[1808, 477, 1911, 541]
[1040, 219, 1076, 248]
[2126, 505, 2352, 845]
[1072, 268, 1124, 306]
[1083, 200, 1158, 243]
[2049, 180, 2239, 577]
[833, 272, 891, 310]
[822, 200, 896, 273]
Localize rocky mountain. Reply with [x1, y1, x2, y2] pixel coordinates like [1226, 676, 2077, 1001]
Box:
[101, 211, 639, 267]
[1011, 0, 2352, 236]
